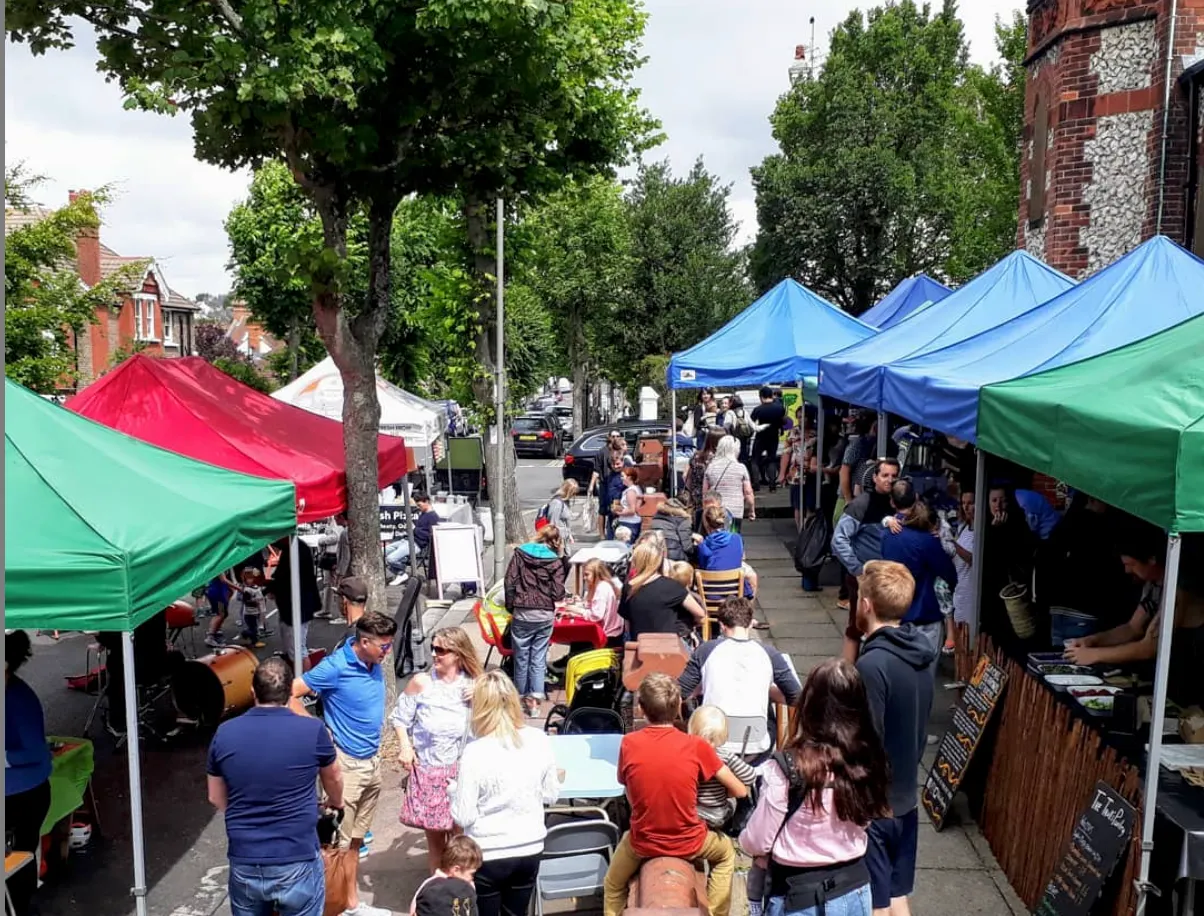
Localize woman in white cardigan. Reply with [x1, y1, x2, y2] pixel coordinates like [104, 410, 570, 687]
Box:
[449, 671, 561, 916]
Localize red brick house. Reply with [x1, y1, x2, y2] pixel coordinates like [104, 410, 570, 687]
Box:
[225, 300, 285, 363]
[1020, 0, 1204, 275]
[4, 190, 201, 387]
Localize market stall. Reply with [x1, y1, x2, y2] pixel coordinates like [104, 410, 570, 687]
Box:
[665, 277, 877, 510]
[977, 311, 1204, 915]
[66, 354, 410, 664]
[5, 378, 297, 916]
[858, 272, 951, 330]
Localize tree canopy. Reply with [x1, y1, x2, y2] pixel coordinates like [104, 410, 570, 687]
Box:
[750, 1, 1026, 314]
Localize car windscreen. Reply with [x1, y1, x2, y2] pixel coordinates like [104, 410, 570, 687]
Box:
[512, 417, 547, 431]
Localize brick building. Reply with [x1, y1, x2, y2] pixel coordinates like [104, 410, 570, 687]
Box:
[1020, 0, 1204, 275]
[225, 301, 284, 364]
[4, 190, 201, 387]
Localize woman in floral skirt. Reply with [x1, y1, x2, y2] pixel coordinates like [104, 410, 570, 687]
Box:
[392, 626, 483, 872]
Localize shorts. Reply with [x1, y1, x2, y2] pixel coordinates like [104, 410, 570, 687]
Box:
[326, 748, 381, 845]
[865, 809, 919, 908]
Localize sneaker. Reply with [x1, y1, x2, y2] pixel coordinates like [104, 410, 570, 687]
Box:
[343, 903, 391, 916]
[358, 844, 369, 860]
[388, 574, 407, 586]
[363, 830, 373, 845]
[253, 641, 266, 649]
[941, 640, 955, 656]
[204, 634, 222, 648]
[836, 598, 850, 611]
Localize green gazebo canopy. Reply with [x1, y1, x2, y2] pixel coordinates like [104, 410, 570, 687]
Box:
[978, 314, 1204, 533]
[5, 379, 297, 631]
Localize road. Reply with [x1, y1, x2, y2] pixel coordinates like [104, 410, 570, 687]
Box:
[29, 457, 567, 916]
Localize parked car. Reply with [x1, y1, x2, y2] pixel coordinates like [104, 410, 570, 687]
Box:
[561, 420, 672, 488]
[553, 405, 574, 441]
[511, 414, 563, 458]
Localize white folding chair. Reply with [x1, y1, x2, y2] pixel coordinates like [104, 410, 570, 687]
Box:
[533, 819, 620, 916]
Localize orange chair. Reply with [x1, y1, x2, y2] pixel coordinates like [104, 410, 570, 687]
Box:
[694, 567, 746, 640]
[472, 600, 514, 670]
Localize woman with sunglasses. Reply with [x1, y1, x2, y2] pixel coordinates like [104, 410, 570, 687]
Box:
[393, 627, 484, 873]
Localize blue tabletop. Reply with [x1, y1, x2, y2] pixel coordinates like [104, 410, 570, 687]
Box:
[549, 733, 624, 800]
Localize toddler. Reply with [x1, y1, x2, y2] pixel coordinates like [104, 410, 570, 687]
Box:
[687, 706, 756, 828]
[235, 567, 266, 649]
[409, 836, 482, 916]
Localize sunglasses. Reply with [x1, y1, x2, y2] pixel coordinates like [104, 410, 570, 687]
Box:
[431, 645, 453, 656]
[365, 640, 393, 653]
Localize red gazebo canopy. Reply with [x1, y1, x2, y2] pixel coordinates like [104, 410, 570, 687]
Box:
[67, 355, 409, 523]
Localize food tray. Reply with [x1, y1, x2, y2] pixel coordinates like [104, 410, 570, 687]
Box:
[1045, 674, 1105, 688]
[1068, 686, 1121, 715]
[1034, 663, 1097, 677]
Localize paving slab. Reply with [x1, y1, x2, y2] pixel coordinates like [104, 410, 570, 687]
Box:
[771, 636, 847, 659]
[789, 655, 839, 676]
[909, 870, 1013, 916]
[915, 823, 984, 870]
[758, 608, 836, 627]
[764, 621, 844, 640]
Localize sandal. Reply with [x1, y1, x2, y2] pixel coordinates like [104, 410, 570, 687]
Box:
[751, 620, 771, 630]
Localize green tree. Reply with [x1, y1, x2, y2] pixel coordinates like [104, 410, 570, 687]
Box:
[750, 1, 1024, 314]
[4, 167, 143, 392]
[513, 176, 633, 432]
[11, 0, 652, 588]
[600, 158, 749, 400]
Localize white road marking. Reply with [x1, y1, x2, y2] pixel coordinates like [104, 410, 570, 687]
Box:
[545, 459, 564, 468]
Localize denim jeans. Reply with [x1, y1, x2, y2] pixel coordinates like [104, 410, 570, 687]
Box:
[228, 856, 324, 916]
[385, 539, 411, 574]
[763, 884, 871, 916]
[510, 617, 554, 699]
[1050, 610, 1099, 647]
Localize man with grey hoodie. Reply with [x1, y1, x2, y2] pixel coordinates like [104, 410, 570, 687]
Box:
[855, 560, 935, 916]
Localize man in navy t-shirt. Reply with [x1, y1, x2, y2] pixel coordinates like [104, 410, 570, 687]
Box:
[207, 656, 344, 916]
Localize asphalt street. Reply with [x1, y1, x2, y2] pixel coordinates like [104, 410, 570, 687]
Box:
[27, 457, 566, 916]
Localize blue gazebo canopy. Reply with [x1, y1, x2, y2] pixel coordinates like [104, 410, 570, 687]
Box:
[817, 250, 1074, 411]
[881, 236, 1204, 441]
[860, 273, 952, 329]
[666, 279, 875, 390]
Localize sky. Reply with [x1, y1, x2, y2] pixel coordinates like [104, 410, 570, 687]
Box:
[4, 1, 1026, 298]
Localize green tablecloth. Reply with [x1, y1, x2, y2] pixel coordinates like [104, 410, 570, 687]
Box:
[42, 737, 94, 836]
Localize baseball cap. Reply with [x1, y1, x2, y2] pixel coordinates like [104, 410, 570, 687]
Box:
[337, 576, 368, 603]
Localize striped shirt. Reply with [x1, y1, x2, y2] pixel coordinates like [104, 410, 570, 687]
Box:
[696, 747, 757, 827]
[704, 458, 750, 518]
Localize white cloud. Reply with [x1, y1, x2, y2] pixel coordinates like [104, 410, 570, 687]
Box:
[5, 2, 1026, 292]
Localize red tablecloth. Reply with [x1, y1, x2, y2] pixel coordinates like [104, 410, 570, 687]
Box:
[552, 613, 607, 649]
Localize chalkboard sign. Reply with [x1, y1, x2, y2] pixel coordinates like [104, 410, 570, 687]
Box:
[379, 505, 408, 542]
[1032, 782, 1135, 916]
[921, 655, 1008, 830]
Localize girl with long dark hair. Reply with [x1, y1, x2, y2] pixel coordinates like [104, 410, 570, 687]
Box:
[740, 658, 891, 916]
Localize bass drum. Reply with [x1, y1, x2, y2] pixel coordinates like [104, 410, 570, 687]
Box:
[172, 646, 259, 726]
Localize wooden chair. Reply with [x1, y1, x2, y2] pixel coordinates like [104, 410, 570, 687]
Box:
[694, 567, 746, 640]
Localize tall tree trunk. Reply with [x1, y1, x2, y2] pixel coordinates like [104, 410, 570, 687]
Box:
[464, 195, 526, 547]
[569, 311, 587, 436]
[287, 316, 301, 381]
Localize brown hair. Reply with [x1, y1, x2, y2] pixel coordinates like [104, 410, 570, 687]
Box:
[859, 560, 914, 622]
[717, 596, 753, 629]
[783, 658, 891, 826]
[442, 835, 483, 871]
[355, 610, 399, 639]
[535, 524, 563, 555]
[430, 626, 484, 679]
[637, 673, 681, 724]
[700, 427, 726, 463]
[703, 505, 728, 533]
[666, 560, 694, 589]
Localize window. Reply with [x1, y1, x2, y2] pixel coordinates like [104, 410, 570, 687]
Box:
[133, 294, 158, 341]
[162, 311, 176, 346]
[1029, 90, 1048, 226]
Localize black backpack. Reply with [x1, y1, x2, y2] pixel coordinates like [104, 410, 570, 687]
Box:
[793, 512, 833, 575]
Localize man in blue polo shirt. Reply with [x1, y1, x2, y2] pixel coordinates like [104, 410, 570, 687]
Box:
[291, 610, 398, 916]
[207, 656, 344, 916]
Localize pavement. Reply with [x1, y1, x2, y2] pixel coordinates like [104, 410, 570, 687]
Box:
[27, 459, 1029, 916]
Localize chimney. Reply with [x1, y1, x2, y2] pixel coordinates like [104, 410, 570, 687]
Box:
[230, 299, 251, 326]
[794, 45, 806, 60]
[70, 189, 103, 288]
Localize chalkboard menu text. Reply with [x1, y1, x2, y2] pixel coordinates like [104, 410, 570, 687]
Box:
[379, 505, 408, 541]
[1032, 782, 1135, 916]
[921, 655, 1008, 830]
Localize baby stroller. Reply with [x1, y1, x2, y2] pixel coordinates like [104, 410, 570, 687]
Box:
[544, 649, 624, 735]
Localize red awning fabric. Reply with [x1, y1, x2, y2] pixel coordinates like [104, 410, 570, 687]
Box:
[67, 355, 409, 522]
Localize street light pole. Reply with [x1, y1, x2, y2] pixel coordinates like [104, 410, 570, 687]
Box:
[493, 197, 507, 582]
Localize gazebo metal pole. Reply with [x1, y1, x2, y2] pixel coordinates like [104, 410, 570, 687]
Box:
[877, 410, 888, 458]
[670, 388, 677, 497]
[968, 449, 987, 645]
[798, 378, 807, 531]
[814, 393, 824, 521]
[121, 632, 149, 916]
[289, 535, 304, 668]
[1135, 532, 1182, 916]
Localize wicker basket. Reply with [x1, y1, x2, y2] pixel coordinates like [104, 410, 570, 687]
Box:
[1000, 581, 1036, 640]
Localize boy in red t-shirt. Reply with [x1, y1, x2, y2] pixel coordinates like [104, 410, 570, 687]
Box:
[602, 674, 748, 916]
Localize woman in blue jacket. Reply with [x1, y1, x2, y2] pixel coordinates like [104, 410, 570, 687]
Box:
[6, 631, 52, 916]
[880, 480, 957, 679]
